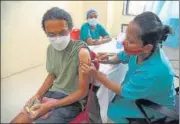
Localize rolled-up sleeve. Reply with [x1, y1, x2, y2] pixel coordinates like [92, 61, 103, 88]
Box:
[121, 72, 160, 100]
[117, 51, 131, 64]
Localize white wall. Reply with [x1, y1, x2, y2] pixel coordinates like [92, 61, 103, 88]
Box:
[107, 1, 135, 37]
[1, 1, 133, 78]
[82, 1, 135, 37]
[82, 1, 108, 29]
[1, 1, 84, 78]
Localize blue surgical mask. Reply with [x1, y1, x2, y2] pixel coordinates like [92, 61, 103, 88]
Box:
[88, 18, 98, 26]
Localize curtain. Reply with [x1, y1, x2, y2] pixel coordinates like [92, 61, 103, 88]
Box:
[145, 1, 179, 48]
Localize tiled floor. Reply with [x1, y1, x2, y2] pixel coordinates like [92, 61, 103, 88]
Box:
[1, 46, 179, 123]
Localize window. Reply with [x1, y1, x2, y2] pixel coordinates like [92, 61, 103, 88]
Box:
[121, 24, 128, 33]
[123, 1, 147, 16]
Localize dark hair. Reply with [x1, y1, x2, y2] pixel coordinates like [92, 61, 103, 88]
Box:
[133, 11, 173, 50]
[42, 7, 73, 32]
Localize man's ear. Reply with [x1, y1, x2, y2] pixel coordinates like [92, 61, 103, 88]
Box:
[142, 44, 153, 54]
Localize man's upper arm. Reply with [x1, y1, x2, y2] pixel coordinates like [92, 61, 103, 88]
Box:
[78, 48, 91, 94]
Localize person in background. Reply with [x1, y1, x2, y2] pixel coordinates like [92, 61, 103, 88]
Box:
[10, 7, 91, 123]
[80, 9, 111, 45]
[80, 11, 176, 123]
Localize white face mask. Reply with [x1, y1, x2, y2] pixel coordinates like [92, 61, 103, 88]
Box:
[87, 18, 98, 26]
[48, 35, 70, 51]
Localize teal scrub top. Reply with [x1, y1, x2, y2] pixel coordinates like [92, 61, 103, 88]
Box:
[108, 48, 176, 122]
[80, 22, 109, 42]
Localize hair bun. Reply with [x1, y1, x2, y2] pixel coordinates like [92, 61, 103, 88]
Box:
[160, 25, 173, 41]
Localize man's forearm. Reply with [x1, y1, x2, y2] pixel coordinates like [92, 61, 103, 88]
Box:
[50, 89, 87, 109]
[51, 74, 89, 108]
[36, 73, 54, 97]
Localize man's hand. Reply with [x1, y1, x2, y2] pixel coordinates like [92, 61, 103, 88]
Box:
[30, 100, 55, 119]
[25, 94, 41, 107]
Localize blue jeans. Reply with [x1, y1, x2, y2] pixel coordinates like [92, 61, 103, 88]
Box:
[34, 91, 82, 123]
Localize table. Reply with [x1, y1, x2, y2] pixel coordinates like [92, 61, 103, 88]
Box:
[89, 39, 128, 123]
